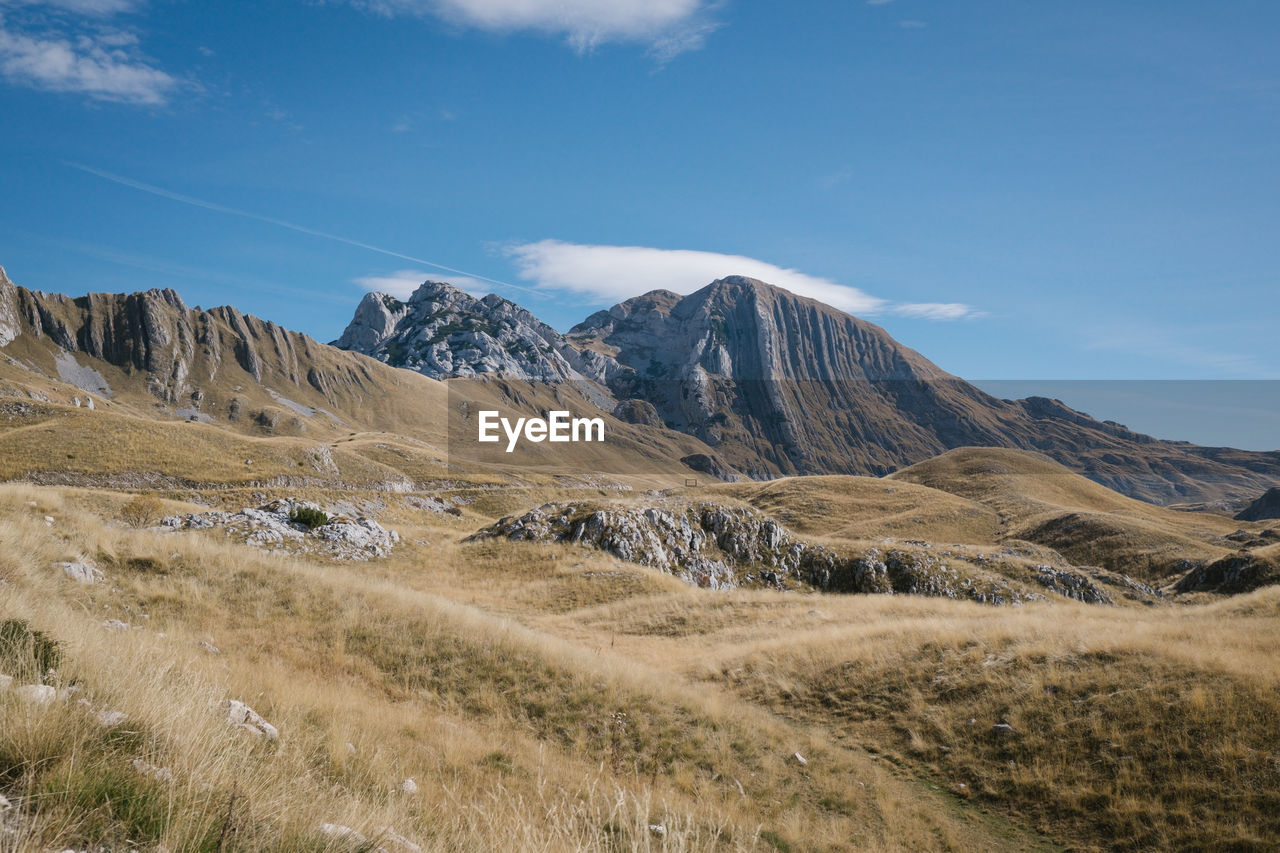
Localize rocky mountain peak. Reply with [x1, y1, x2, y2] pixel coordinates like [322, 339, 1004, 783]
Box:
[333, 278, 618, 386]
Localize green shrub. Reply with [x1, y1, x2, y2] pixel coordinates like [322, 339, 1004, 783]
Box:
[0, 618, 62, 683]
[289, 506, 329, 530]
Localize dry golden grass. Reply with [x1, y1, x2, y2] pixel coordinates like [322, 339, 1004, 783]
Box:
[2, 483, 1061, 852]
[3, 463, 1278, 851]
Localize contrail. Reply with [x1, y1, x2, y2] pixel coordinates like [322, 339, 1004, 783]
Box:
[64, 161, 540, 295]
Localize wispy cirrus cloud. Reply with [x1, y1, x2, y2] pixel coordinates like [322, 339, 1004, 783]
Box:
[357, 0, 720, 57]
[0, 0, 176, 104]
[506, 240, 985, 321]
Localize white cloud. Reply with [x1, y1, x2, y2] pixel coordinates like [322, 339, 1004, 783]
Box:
[0, 2, 176, 104]
[892, 302, 986, 321]
[0, 25, 174, 102]
[355, 269, 491, 299]
[360, 0, 716, 55]
[505, 240, 983, 321]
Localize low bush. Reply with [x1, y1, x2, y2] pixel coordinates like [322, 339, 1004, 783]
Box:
[289, 506, 329, 529]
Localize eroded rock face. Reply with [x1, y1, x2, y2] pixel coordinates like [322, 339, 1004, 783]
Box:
[162, 498, 399, 560]
[333, 282, 619, 385]
[470, 501, 1048, 604]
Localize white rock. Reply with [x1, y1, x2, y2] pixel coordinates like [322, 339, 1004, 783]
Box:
[15, 684, 56, 705]
[398, 777, 418, 795]
[225, 699, 279, 741]
[792, 752, 808, 766]
[102, 619, 131, 632]
[59, 561, 104, 584]
[346, 742, 357, 755]
[97, 710, 129, 727]
[199, 638, 221, 654]
[0, 673, 12, 691]
[648, 824, 667, 836]
[44, 516, 54, 525]
[0, 793, 11, 810]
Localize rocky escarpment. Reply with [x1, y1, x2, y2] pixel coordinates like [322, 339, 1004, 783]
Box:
[468, 501, 1102, 605]
[334, 282, 618, 385]
[0, 268, 439, 436]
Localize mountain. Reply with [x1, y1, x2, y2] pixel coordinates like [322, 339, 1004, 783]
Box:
[339, 272, 1280, 504]
[571, 276, 1280, 503]
[334, 282, 618, 387]
[0, 267, 719, 487]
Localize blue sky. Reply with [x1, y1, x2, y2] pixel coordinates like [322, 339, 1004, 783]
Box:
[2, 0, 1278, 400]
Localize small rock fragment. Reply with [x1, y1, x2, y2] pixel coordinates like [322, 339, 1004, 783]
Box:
[398, 777, 418, 795]
[97, 709, 129, 727]
[792, 752, 808, 766]
[317, 823, 367, 845]
[131, 758, 174, 784]
[225, 699, 279, 741]
[59, 561, 104, 584]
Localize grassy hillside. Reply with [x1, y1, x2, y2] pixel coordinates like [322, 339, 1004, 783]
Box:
[889, 448, 1256, 581]
[3, 464, 1279, 850]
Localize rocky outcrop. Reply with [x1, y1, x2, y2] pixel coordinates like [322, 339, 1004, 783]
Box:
[470, 501, 1050, 604]
[1174, 553, 1280, 595]
[162, 498, 399, 560]
[333, 282, 619, 386]
[1030, 565, 1113, 604]
[1236, 487, 1280, 521]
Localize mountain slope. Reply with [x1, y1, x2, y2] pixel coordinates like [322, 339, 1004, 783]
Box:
[568, 276, 1280, 504]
